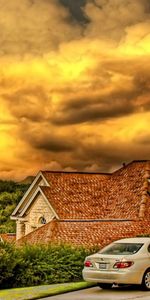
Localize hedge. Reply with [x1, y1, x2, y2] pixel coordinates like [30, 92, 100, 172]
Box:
[0, 242, 99, 289]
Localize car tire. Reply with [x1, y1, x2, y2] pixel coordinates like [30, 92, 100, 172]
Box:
[142, 268, 150, 290]
[98, 283, 113, 289]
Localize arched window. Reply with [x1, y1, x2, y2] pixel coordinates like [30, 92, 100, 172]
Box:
[38, 216, 47, 225]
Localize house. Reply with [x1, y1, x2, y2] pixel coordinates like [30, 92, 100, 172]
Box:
[11, 160, 150, 247]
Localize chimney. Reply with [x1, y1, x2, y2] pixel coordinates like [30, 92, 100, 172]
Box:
[122, 162, 126, 167]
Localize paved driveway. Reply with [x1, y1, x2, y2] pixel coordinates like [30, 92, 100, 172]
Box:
[38, 286, 150, 300]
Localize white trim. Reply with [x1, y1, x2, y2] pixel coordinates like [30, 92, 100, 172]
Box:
[11, 171, 50, 217]
[10, 216, 18, 220]
[10, 216, 27, 221]
[40, 171, 51, 187]
[19, 187, 59, 219]
[19, 187, 40, 217]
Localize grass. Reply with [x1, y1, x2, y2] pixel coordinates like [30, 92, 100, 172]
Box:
[0, 282, 95, 300]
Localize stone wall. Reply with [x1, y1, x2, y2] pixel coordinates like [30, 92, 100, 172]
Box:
[16, 220, 25, 240]
[16, 193, 54, 239]
[25, 193, 55, 235]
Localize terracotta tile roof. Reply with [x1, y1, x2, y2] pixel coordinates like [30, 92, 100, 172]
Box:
[42, 171, 110, 183]
[0, 233, 16, 243]
[16, 160, 150, 248]
[41, 172, 110, 219]
[39, 161, 150, 220]
[17, 219, 150, 248]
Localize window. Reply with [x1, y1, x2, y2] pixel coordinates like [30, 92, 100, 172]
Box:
[39, 216, 46, 225]
[99, 243, 144, 255]
[148, 244, 150, 253]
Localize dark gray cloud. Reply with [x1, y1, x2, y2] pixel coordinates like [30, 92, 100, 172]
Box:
[32, 135, 74, 152]
[83, 0, 150, 41]
[72, 137, 150, 172]
[19, 123, 75, 153]
[51, 85, 150, 126]
[0, 0, 150, 180]
[52, 96, 134, 125]
[60, 0, 88, 23]
[42, 56, 149, 126]
[1, 0, 149, 57]
[0, 0, 81, 56]
[3, 87, 50, 122]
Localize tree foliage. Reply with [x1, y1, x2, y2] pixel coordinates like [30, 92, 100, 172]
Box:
[0, 181, 29, 233]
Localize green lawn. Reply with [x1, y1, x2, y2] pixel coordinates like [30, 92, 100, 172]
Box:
[0, 282, 95, 300]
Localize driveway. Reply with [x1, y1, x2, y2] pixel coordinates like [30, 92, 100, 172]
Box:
[38, 286, 150, 300]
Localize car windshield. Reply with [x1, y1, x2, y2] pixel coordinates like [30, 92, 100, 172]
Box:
[99, 243, 144, 255]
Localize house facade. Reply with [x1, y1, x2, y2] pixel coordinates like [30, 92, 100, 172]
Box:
[11, 160, 150, 247]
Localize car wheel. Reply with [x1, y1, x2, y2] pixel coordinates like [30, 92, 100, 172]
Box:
[142, 268, 150, 290]
[98, 283, 112, 289]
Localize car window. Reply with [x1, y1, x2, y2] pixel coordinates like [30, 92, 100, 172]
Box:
[99, 243, 144, 255]
[148, 244, 150, 253]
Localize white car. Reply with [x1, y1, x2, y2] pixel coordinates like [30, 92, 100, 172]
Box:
[82, 237, 150, 290]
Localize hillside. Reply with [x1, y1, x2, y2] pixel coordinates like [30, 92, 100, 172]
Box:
[0, 180, 29, 233]
[18, 176, 35, 185]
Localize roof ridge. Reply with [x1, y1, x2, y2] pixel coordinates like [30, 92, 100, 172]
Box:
[132, 160, 150, 163]
[112, 160, 150, 175]
[40, 160, 150, 177]
[41, 170, 111, 175]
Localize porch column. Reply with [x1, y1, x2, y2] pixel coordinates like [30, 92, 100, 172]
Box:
[16, 220, 25, 240]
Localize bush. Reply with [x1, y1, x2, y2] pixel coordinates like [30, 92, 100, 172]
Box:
[0, 242, 98, 289]
[0, 242, 22, 288]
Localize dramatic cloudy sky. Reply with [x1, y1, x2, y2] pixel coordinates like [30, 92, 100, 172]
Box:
[0, 0, 150, 180]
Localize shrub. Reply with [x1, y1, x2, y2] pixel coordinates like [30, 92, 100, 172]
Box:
[0, 242, 99, 289]
[0, 242, 22, 288]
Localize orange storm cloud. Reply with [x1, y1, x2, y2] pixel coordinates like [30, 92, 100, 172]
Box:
[0, 0, 150, 180]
